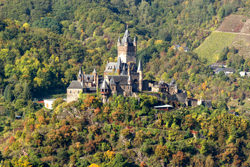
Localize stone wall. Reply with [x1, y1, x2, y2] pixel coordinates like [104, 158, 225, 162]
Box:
[67, 89, 82, 103]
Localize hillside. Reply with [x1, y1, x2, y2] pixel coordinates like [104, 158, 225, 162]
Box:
[2, 0, 250, 167]
[194, 31, 237, 64]
[195, 14, 250, 64]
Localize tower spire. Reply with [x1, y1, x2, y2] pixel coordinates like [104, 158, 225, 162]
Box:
[137, 59, 142, 72]
[78, 66, 83, 82]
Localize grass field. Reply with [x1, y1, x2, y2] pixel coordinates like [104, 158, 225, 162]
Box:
[195, 31, 237, 64]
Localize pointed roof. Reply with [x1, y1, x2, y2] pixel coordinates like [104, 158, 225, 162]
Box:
[121, 65, 126, 75]
[78, 66, 82, 75]
[101, 80, 108, 90]
[121, 26, 132, 44]
[78, 67, 83, 80]
[137, 60, 142, 72]
[93, 68, 97, 74]
[68, 81, 83, 89]
[110, 77, 115, 85]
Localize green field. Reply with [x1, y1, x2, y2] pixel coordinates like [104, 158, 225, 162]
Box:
[195, 31, 237, 64]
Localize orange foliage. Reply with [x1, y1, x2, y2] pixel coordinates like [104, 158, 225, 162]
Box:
[84, 95, 95, 107]
[104, 150, 115, 160]
[30, 124, 35, 131]
[94, 107, 101, 115]
[38, 115, 46, 124]
[172, 151, 188, 166]
[140, 161, 147, 167]
[9, 136, 15, 144]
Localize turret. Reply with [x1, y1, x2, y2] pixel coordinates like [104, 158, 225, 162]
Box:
[78, 66, 83, 82]
[100, 80, 109, 103]
[137, 60, 143, 92]
[93, 68, 97, 84]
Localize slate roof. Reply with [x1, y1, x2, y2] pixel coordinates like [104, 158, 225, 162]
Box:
[68, 81, 83, 89]
[84, 75, 94, 83]
[209, 63, 227, 70]
[121, 29, 132, 45]
[176, 92, 187, 103]
[118, 27, 134, 46]
[107, 75, 129, 85]
[110, 77, 115, 85]
[214, 68, 235, 73]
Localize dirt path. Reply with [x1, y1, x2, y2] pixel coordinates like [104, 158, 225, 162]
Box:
[214, 30, 250, 36]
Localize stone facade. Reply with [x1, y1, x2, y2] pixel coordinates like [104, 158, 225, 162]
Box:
[67, 80, 84, 103]
[67, 28, 143, 103]
[66, 28, 183, 104]
[150, 79, 178, 95]
[117, 28, 137, 63]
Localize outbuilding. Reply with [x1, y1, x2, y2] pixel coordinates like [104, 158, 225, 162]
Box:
[44, 99, 56, 110]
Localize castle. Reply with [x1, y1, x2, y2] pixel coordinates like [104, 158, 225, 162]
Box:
[67, 28, 187, 104]
[67, 27, 143, 103]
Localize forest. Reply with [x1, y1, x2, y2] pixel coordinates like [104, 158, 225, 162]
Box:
[0, 0, 250, 166]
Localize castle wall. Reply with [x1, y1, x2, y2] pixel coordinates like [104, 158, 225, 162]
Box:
[67, 89, 82, 103]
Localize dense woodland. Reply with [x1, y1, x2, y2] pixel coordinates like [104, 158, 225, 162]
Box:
[0, 0, 250, 166]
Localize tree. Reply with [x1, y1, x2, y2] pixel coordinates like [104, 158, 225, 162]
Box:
[155, 145, 171, 160]
[4, 85, 13, 102]
[22, 82, 31, 101]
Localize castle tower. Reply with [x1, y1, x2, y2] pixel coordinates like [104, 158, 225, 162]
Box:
[93, 68, 97, 84]
[117, 26, 137, 63]
[137, 60, 143, 92]
[100, 80, 109, 103]
[77, 67, 83, 82]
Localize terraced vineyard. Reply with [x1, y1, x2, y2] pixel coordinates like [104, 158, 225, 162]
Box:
[195, 14, 250, 64]
[194, 31, 237, 64]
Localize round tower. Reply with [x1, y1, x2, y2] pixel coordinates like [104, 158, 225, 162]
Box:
[100, 80, 109, 103]
[137, 60, 143, 92]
